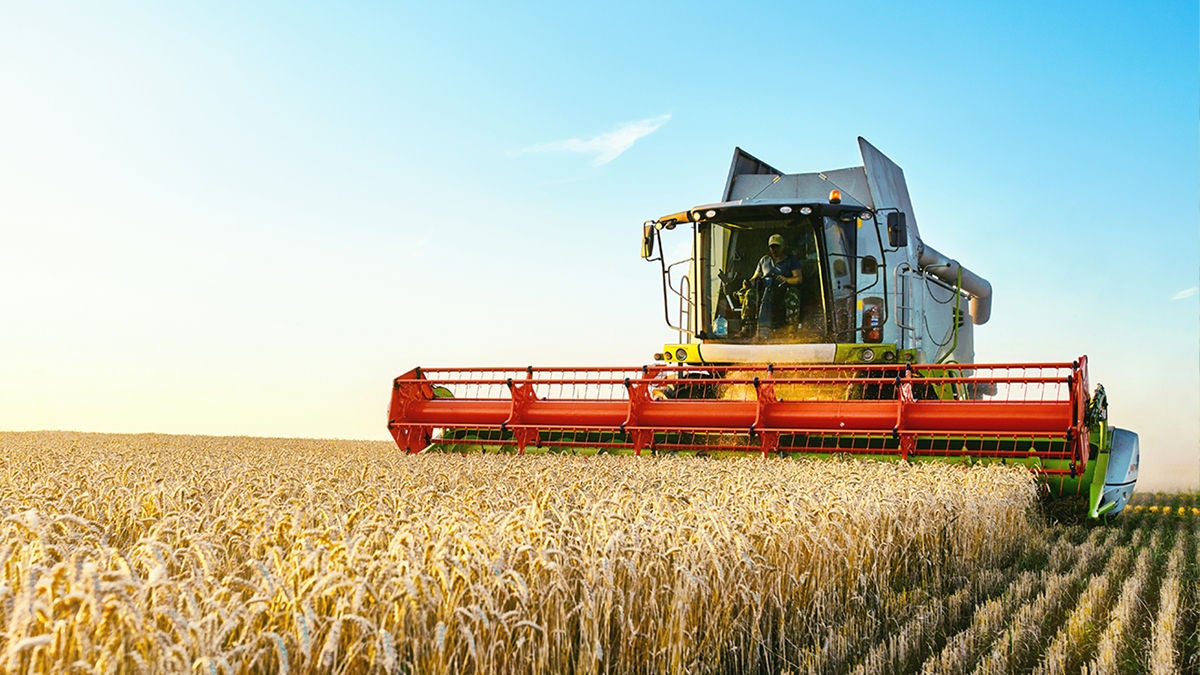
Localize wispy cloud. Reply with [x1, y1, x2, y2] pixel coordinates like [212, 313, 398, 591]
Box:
[1171, 286, 1198, 300]
[522, 114, 671, 166]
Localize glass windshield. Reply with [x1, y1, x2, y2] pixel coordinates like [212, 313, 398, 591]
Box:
[700, 215, 865, 344]
[702, 218, 825, 343]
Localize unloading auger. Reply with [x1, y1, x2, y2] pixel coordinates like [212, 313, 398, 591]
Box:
[388, 138, 1139, 518]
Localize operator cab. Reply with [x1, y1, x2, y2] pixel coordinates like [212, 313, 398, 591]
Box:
[645, 200, 882, 347]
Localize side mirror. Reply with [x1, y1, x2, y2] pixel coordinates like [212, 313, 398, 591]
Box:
[641, 223, 656, 259]
[860, 255, 878, 275]
[887, 212, 908, 248]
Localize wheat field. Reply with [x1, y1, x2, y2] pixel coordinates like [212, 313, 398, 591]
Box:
[0, 432, 1196, 673]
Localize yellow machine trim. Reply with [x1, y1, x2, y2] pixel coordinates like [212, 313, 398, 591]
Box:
[655, 211, 691, 227]
[659, 343, 703, 363]
[657, 342, 918, 365]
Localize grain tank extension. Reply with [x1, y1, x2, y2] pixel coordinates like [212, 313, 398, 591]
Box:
[388, 138, 1139, 518]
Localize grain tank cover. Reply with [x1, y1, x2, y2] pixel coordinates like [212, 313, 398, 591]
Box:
[857, 137, 922, 245]
[721, 138, 917, 238]
[723, 151, 871, 208]
[721, 147, 783, 200]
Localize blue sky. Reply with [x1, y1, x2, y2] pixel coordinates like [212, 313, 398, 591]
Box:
[2, 2, 1196, 488]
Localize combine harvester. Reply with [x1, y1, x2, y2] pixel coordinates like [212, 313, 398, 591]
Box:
[389, 138, 1139, 518]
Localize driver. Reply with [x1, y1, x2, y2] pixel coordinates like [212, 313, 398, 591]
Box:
[749, 234, 802, 337]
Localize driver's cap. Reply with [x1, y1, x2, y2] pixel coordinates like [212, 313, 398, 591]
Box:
[768, 234, 785, 247]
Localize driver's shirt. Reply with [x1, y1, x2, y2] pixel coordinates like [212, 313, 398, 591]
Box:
[755, 254, 802, 283]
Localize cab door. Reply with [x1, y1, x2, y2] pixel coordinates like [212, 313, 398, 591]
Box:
[823, 219, 857, 341]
